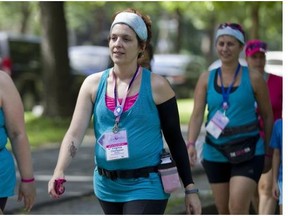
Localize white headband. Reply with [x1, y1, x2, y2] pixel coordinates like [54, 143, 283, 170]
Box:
[216, 26, 245, 44]
[111, 12, 148, 41]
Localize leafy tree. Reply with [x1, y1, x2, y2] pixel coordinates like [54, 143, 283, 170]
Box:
[161, 1, 282, 62]
[0, 2, 39, 34]
[0, 1, 282, 118]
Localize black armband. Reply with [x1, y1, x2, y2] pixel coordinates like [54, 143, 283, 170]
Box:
[157, 97, 194, 186]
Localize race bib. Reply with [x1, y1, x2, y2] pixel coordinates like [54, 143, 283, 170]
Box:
[206, 110, 229, 139]
[98, 130, 129, 161]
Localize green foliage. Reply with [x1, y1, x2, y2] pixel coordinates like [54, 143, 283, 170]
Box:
[64, 1, 282, 51]
[65, 2, 106, 30]
[24, 113, 71, 149]
[177, 98, 194, 124]
[0, 1, 40, 34]
[258, 2, 282, 50]
[0, 1, 282, 51]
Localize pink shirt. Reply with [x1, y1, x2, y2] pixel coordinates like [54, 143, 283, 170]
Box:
[267, 74, 282, 120]
[259, 74, 282, 138]
[105, 93, 139, 112]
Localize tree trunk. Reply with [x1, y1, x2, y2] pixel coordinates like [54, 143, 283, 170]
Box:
[250, 2, 260, 39]
[39, 2, 73, 117]
[175, 8, 182, 53]
[19, 2, 30, 34]
[206, 15, 217, 64]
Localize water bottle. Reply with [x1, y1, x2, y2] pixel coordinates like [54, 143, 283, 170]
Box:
[158, 151, 181, 193]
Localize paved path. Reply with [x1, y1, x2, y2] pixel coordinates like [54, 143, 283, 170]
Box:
[5, 125, 216, 215]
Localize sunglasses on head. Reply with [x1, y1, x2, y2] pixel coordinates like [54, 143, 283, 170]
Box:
[218, 23, 245, 37]
[246, 42, 267, 51]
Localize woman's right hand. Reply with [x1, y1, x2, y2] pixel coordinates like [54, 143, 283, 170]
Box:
[272, 181, 280, 200]
[48, 173, 65, 199]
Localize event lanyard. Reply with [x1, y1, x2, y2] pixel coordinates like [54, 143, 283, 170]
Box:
[112, 65, 140, 133]
[218, 63, 241, 112]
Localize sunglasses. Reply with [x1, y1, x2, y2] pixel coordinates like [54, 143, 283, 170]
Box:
[218, 23, 245, 38]
[246, 42, 267, 51]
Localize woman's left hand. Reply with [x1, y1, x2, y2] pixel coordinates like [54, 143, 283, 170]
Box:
[185, 193, 202, 214]
[18, 182, 36, 212]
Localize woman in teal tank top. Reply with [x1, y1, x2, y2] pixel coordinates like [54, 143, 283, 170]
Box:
[0, 71, 36, 213]
[48, 8, 201, 215]
[187, 23, 273, 214]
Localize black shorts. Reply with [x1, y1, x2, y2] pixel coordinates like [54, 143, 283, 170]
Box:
[0, 197, 7, 211]
[98, 199, 168, 214]
[202, 155, 265, 183]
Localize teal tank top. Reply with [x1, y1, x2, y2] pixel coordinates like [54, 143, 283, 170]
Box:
[93, 68, 169, 202]
[203, 66, 265, 162]
[0, 108, 16, 197]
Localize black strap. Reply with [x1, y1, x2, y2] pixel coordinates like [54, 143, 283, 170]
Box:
[221, 121, 259, 137]
[98, 166, 158, 180]
[206, 134, 260, 150]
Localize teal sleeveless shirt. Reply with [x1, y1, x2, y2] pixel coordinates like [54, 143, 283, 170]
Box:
[203, 66, 265, 162]
[0, 108, 16, 197]
[93, 68, 169, 202]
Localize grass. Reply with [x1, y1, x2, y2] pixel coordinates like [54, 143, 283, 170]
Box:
[177, 98, 194, 124]
[21, 99, 194, 149]
[24, 113, 71, 149]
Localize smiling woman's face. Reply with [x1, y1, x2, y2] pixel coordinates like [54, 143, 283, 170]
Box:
[216, 35, 243, 65]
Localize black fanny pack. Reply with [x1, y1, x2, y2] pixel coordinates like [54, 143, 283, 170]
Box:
[206, 135, 259, 164]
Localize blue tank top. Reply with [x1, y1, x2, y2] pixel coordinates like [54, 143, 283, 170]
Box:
[203, 66, 265, 162]
[93, 68, 169, 201]
[0, 108, 16, 197]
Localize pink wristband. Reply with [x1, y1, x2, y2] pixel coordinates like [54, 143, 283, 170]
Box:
[186, 141, 196, 148]
[21, 178, 35, 183]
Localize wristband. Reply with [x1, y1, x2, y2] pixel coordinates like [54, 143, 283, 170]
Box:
[21, 178, 35, 183]
[185, 188, 199, 195]
[186, 141, 196, 148]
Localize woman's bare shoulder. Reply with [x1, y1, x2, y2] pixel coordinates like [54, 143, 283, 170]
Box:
[82, 71, 106, 89]
[150, 72, 170, 88]
[248, 67, 266, 90]
[0, 70, 13, 84]
[197, 70, 210, 86]
[78, 70, 108, 102]
[150, 72, 175, 104]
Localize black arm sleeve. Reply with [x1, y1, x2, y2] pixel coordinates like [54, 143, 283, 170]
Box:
[157, 97, 194, 187]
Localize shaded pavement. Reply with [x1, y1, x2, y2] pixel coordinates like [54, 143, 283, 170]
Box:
[4, 125, 217, 215]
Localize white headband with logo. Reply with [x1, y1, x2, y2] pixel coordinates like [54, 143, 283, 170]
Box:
[111, 12, 148, 41]
[216, 26, 245, 44]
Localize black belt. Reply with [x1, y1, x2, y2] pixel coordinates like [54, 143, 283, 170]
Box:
[221, 121, 259, 137]
[98, 166, 158, 180]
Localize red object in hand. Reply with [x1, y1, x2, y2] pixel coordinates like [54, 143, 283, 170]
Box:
[54, 178, 67, 195]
